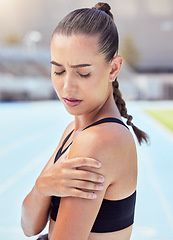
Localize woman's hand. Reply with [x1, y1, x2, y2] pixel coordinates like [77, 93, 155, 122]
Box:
[35, 156, 104, 199]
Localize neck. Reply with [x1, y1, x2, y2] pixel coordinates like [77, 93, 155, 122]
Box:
[74, 93, 121, 132]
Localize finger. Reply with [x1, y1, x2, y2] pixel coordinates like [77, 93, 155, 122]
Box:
[63, 157, 102, 169]
[70, 169, 105, 183]
[70, 179, 104, 191]
[71, 188, 97, 199]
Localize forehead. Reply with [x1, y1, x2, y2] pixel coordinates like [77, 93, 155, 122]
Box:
[51, 34, 101, 64]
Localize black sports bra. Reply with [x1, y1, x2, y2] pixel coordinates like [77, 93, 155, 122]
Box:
[50, 118, 136, 233]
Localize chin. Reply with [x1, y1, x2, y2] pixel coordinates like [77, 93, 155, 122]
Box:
[64, 106, 84, 116]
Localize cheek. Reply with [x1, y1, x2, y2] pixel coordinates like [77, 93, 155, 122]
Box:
[83, 78, 107, 104]
[90, 73, 108, 93]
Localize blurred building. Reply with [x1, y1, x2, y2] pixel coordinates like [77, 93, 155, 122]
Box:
[0, 0, 173, 101]
[1, 0, 172, 71]
[0, 46, 57, 101]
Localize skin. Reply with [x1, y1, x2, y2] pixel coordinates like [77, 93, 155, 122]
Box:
[21, 33, 137, 240]
[48, 34, 137, 240]
[21, 123, 105, 237]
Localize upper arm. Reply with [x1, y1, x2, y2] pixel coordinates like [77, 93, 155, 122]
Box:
[50, 125, 137, 240]
[51, 195, 106, 240]
[50, 130, 114, 240]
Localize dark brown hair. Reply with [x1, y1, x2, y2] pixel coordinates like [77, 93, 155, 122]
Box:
[53, 2, 149, 145]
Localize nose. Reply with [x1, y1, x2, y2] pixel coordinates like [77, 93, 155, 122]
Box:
[63, 73, 77, 93]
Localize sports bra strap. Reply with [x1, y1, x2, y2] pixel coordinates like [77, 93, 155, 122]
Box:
[83, 117, 129, 131]
[55, 130, 74, 162]
[60, 130, 74, 150]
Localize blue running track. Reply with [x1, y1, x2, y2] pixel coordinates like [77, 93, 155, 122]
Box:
[0, 101, 173, 240]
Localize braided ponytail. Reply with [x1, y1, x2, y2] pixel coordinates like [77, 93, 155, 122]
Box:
[112, 78, 149, 145]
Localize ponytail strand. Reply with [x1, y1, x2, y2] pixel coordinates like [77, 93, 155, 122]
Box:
[112, 78, 149, 145]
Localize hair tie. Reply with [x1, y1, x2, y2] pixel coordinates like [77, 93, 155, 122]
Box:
[127, 115, 133, 126]
[92, 2, 113, 19]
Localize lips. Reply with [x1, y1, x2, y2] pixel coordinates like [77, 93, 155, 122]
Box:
[63, 97, 82, 107]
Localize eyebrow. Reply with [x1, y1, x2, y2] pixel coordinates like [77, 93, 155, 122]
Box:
[51, 61, 91, 68]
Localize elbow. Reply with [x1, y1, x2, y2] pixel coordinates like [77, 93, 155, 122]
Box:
[21, 226, 41, 238]
[21, 223, 33, 237]
[21, 207, 36, 237]
[21, 217, 41, 237]
[22, 230, 34, 238]
[21, 219, 33, 237]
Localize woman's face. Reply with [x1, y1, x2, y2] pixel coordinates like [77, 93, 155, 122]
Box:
[51, 34, 113, 116]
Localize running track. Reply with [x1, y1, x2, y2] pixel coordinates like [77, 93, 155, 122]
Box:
[0, 101, 173, 240]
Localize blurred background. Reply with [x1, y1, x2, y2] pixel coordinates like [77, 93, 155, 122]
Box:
[0, 0, 173, 240]
[0, 0, 173, 101]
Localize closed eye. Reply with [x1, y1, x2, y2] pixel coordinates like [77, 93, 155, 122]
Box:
[54, 70, 65, 76]
[78, 73, 91, 78]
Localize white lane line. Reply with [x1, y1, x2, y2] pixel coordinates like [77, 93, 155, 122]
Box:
[0, 143, 56, 195]
[0, 134, 40, 158]
[144, 112, 173, 142]
[138, 141, 173, 232]
[0, 127, 55, 158]
[128, 104, 173, 234]
[0, 226, 22, 233]
[0, 226, 48, 240]
[132, 225, 158, 239]
[135, 108, 173, 231]
[131, 105, 173, 237]
[128, 101, 173, 142]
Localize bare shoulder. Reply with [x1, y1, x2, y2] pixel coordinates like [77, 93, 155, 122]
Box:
[70, 121, 136, 160]
[69, 122, 137, 185]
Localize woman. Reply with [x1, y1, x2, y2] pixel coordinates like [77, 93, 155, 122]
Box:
[21, 3, 148, 240]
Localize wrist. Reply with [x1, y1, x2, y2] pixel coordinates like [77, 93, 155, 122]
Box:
[34, 177, 48, 198]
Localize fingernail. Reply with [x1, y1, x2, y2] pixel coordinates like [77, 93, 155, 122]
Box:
[97, 162, 101, 167]
[92, 193, 97, 199]
[98, 184, 103, 190]
[101, 176, 105, 182]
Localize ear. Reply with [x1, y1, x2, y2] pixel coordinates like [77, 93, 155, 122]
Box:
[108, 55, 123, 82]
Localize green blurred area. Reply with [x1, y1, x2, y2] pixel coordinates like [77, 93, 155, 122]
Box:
[146, 110, 173, 132]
